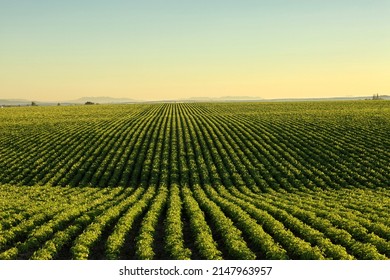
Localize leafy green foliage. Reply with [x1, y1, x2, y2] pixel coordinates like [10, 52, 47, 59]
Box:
[0, 101, 389, 259]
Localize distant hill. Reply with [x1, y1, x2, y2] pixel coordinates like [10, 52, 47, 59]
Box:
[1, 95, 389, 107]
[0, 99, 32, 106]
[0, 99, 61, 106]
[68, 97, 140, 104]
[0, 97, 140, 106]
[266, 95, 390, 102]
[218, 95, 264, 101]
[183, 96, 263, 102]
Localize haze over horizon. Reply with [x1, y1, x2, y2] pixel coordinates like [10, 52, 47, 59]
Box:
[1, 1, 389, 102]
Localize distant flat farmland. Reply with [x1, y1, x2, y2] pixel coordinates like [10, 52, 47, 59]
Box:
[0, 101, 389, 260]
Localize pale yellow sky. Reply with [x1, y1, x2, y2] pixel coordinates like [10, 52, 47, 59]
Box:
[1, 1, 389, 101]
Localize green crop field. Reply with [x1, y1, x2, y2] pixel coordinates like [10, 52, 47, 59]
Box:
[0, 101, 389, 260]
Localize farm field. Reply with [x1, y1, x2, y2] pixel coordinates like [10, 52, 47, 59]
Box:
[0, 101, 389, 260]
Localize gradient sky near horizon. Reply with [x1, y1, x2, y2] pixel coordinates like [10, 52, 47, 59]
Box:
[1, 0, 389, 101]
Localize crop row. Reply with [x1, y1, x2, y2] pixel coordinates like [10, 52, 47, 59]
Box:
[0, 101, 389, 259]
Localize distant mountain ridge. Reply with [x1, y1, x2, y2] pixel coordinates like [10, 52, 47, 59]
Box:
[67, 96, 139, 104]
[184, 96, 263, 101]
[1, 95, 389, 106]
[0, 97, 140, 106]
[0, 99, 32, 106]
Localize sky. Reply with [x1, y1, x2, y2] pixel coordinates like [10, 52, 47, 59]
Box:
[0, 0, 389, 101]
